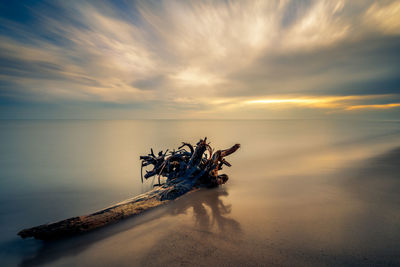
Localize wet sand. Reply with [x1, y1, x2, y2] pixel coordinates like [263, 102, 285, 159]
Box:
[12, 148, 400, 266]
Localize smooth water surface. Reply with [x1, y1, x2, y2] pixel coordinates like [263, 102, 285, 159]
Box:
[1, 120, 400, 266]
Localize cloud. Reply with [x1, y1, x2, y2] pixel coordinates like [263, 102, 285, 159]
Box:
[364, 1, 400, 34]
[225, 35, 400, 98]
[346, 103, 400, 110]
[0, 0, 399, 118]
[242, 94, 400, 110]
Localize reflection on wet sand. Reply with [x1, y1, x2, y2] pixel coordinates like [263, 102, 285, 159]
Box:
[336, 146, 400, 262]
[139, 188, 243, 266]
[288, 146, 400, 266]
[343, 146, 400, 202]
[169, 189, 241, 233]
[19, 188, 239, 266]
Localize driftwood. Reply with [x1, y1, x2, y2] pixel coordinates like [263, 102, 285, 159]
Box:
[18, 138, 240, 240]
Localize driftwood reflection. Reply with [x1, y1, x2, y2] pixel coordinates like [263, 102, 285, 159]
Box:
[18, 187, 239, 266]
[168, 188, 241, 233]
[139, 187, 241, 266]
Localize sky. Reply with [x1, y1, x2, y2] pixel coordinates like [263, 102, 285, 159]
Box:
[0, 0, 400, 119]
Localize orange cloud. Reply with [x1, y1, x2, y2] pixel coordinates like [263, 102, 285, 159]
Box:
[243, 95, 395, 110]
[345, 103, 400, 110]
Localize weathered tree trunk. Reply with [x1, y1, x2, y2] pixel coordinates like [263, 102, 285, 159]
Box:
[18, 138, 240, 240]
[18, 186, 179, 240]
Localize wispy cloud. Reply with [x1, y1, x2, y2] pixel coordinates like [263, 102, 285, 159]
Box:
[346, 103, 400, 110]
[242, 95, 400, 110]
[0, 0, 399, 119]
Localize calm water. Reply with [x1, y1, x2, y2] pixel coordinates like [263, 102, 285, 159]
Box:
[0, 120, 400, 266]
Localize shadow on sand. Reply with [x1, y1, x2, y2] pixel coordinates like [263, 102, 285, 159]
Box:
[18, 187, 239, 266]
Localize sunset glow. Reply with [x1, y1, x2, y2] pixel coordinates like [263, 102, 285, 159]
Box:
[244, 95, 400, 110]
